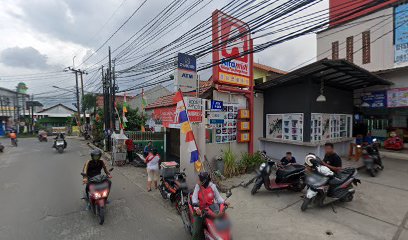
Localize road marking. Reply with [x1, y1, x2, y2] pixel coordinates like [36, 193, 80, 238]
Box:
[392, 210, 408, 240]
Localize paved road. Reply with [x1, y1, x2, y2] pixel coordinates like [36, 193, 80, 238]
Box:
[0, 137, 187, 240]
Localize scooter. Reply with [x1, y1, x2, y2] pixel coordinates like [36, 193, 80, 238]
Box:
[251, 152, 305, 195]
[11, 138, 17, 147]
[384, 135, 403, 150]
[182, 191, 233, 239]
[81, 168, 113, 225]
[54, 139, 65, 153]
[159, 167, 188, 214]
[38, 133, 48, 142]
[0, 142, 4, 152]
[361, 139, 384, 177]
[301, 158, 361, 212]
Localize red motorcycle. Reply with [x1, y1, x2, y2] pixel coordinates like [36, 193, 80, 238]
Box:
[81, 168, 113, 225]
[384, 136, 404, 150]
[182, 191, 232, 240]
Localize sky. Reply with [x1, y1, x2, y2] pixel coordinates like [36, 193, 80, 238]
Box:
[0, 0, 328, 106]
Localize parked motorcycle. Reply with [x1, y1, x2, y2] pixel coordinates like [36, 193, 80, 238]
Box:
[38, 133, 48, 142]
[251, 152, 305, 195]
[84, 130, 91, 140]
[182, 191, 233, 239]
[361, 139, 384, 177]
[0, 142, 4, 152]
[81, 168, 113, 225]
[301, 157, 361, 211]
[159, 165, 188, 213]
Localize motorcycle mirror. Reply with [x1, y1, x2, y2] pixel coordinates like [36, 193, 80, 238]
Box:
[80, 173, 86, 177]
[109, 168, 114, 172]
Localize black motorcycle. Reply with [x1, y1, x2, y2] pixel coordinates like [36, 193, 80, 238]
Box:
[301, 159, 361, 211]
[159, 167, 188, 214]
[251, 152, 305, 195]
[0, 142, 4, 152]
[361, 139, 384, 177]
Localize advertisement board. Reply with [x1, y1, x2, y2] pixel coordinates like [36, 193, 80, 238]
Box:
[175, 69, 197, 92]
[210, 100, 223, 111]
[177, 53, 196, 71]
[361, 91, 387, 108]
[395, 3, 408, 65]
[212, 10, 252, 87]
[387, 87, 408, 107]
[184, 97, 202, 122]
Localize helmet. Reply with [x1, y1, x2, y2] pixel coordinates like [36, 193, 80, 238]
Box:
[91, 149, 102, 161]
[198, 172, 211, 188]
[305, 153, 318, 167]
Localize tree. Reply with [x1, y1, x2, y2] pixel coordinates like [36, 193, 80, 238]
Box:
[116, 104, 146, 131]
[82, 93, 97, 114]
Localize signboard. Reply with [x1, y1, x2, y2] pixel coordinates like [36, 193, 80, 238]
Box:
[177, 53, 196, 71]
[238, 109, 250, 119]
[212, 10, 252, 87]
[184, 97, 202, 122]
[208, 112, 225, 125]
[175, 69, 197, 92]
[387, 87, 408, 107]
[238, 132, 250, 143]
[153, 106, 177, 128]
[395, 3, 408, 65]
[238, 121, 250, 131]
[361, 91, 387, 108]
[210, 100, 223, 111]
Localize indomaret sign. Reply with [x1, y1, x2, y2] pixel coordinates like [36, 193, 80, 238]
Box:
[212, 10, 252, 87]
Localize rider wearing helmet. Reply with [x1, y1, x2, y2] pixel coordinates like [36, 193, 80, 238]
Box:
[191, 172, 229, 240]
[82, 149, 111, 201]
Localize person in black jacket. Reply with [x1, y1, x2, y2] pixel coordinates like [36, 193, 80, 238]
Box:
[322, 143, 342, 173]
[280, 152, 296, 165]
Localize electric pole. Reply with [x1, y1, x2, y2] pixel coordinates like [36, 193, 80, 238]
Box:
[65, 66, 87, 135]
[80, 71, 86, 126]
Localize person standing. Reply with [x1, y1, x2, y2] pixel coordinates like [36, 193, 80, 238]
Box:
[143, 141, 153, 157]
[322, 143, 342, 172]
[125, 138, 135, 162]
[144, 148, 160, 192]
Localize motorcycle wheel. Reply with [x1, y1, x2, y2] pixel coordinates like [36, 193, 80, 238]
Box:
[369, 168, 376, 177]
[291, 181, 306, 192]
[301, 198, 312, 211]
[181, 207, 192, 235]
[58, 148, 64, 154]
[98, 206, 105, 225]
[251, 178, 262, 195]
[340, 193, 354, 202]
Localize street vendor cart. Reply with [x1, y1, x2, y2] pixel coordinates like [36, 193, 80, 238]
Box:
[111, 132, 128, 166]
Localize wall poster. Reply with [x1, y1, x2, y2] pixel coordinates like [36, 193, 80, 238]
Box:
[214, 103, 238, 143]
[387, 88, 408, 107]
[266, 114, 283, 139]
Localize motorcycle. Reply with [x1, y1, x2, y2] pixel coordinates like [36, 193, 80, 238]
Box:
[361, 139, 384, 177]
[182, 191, 233, 239]
[84, 130, 91, 140]
[11, 138, 17, 147]
[81, 168, 113, 225]
[301, 159, 361, 211]
[158, 166, 188, 213]
[251, 152, 305, 195]
[384, 135, 403, 150]
[0, 142, 4, 152]
[54, 139, 65, 153]
[38, 133, 48, 142]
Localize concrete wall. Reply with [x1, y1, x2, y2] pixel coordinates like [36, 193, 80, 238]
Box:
[317, 7, 394, 72]
[254, 92, 264, 151]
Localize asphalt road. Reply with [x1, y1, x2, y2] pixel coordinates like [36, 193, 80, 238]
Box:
[0, 137, 187, 240]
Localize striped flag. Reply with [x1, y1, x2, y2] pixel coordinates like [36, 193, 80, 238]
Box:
[173, 90, 201, 171]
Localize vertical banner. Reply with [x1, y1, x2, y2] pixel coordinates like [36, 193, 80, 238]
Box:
[212, 10, 252, 87]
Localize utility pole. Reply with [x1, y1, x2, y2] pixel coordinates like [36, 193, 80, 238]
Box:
[111, 58, 116, 132]
[108, 46, 113, 131]
[80, 71, 86, 126]
[65, 66, 87, 135]
[31, 95, 34, 134]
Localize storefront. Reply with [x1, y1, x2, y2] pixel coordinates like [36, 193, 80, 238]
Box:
[256, 59, 392, 161]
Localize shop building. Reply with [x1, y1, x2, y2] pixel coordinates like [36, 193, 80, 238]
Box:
[256, 59, 391, 160]
[316, 0, 408, 143]
[0, 86, 30, 135]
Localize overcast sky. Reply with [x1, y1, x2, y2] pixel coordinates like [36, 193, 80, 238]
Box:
[0, 0, 328, 106]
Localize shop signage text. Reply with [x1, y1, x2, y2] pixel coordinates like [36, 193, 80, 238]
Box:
[361, 91, 387, 108]
[211, 100, 223, 111]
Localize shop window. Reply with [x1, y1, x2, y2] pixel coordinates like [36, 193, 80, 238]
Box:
[346, 36, 354, 62]
[254, 77, 264, 85]
[362, 31, 371, 64]
[331, 41, 339, 60]
[311, 113, 352, 142]
[266, 113, 303, 142]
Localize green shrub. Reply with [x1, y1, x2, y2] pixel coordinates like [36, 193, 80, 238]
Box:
[241, 151, 265, 172]
[223, 148, 238, 178]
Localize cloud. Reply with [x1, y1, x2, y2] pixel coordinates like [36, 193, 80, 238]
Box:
[0, 46, 55, 70]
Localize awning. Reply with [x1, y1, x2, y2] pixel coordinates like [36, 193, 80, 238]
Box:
[255, 59, 392, 91]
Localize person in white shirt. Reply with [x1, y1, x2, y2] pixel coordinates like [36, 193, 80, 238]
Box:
[144, 148, 160, 191]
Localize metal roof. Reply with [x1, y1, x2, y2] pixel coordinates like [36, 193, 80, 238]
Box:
[255, 59, 392, 91]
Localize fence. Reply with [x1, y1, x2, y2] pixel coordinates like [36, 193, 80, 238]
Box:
[125, 131, 166, 158]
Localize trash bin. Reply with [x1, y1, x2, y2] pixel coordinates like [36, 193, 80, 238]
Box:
[215, 156, 224, 175]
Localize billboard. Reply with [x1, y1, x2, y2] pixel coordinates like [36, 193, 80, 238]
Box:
[175, 53, 197, 92]
[212, 10, 252, 87]
[387, 87, 408, 107]
[394, 3, 408, 65]
[361, 91, 387, 108]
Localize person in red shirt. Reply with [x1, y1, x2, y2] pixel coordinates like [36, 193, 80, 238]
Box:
[125, 139, 135, 162]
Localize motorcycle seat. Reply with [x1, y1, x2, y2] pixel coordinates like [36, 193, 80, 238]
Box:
[276, 164, 304, 178]
[329, 169, 355, 186]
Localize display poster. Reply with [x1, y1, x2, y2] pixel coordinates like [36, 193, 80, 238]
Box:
[387, 87, 408, 107]
[266, 114, 283, 139]
[283, 114, 303, 141]
[394, 3, 408, 65]
[184, 97, 202, 122]
[208, 112, 225, 125]
[214, 103, 238, 143]
[322, 114, 331, 140]
[361, 91, 387, 108]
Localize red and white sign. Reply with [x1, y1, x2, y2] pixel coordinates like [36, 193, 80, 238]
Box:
[212, 10, 252, 87]
[153, 106, 177, 128]
[184, 97, 202, 123]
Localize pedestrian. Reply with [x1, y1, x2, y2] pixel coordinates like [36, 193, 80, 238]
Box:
[143, 141, 153, 157]
[322, 143, 342, 173]
[280, 152, 296, 165]
[125, 138, 135, 162]
[144, 148, 160, 192]
[9, 131, 17, 146]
